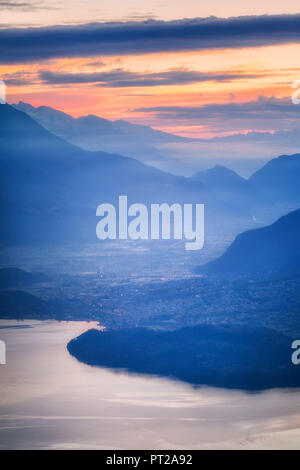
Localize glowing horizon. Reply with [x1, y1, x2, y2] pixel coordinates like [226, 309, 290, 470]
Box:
[1, 3, 300, 138]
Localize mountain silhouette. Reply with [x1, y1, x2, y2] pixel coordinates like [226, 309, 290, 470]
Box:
[1, 104, 214, 244]
[0, 290, 50, 319]
[191, 165, 270, 217]
[196, 208, 300, 276]
[13, 102, 300, 177]
[3, 104, 298, 246]
[13, 103, 300, 213]
[14, 101, 183, 145]
[192, 165, 247, 187]
[13, 101, 184, 166]
[0, 268, 47, 288]
[67, 325, 300, 390]
[249, 153, 300, 208]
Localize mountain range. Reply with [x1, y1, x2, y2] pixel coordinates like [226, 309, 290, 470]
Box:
[13, 101, 300, 176]
[13, 101, 185, 169]
[12, 101, 300, 210]
[0, 104, 212, 244]
[1, 103, 300, 246]
[14, 101, 184, 146]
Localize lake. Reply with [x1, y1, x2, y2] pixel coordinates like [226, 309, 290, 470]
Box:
[0, 320, 300, 449]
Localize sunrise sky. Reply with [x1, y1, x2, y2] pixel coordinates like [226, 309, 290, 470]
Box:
[1, 0, 300, 138]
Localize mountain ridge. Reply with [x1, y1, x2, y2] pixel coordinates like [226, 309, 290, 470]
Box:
[13, 101, 186, 143]
[196, 208, 300, 277]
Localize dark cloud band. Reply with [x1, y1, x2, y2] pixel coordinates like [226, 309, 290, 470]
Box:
[1, 14, 300, 64]
[38, 68, 264, 87]
[132, 97, 300, 131]
[134, 97, 300, 119]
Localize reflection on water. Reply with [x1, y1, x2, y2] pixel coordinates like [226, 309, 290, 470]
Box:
[0, 320, 300, 449]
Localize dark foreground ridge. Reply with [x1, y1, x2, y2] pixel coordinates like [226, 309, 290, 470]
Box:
[0, 267, 47, 288]
[67, 325, 300, 390]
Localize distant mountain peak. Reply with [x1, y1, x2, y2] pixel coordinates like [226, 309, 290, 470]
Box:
[211, 164, 239, 173]
[16, 101, 35, 110]
[191, 164, 246, 185]
[78, 114, 110, 123]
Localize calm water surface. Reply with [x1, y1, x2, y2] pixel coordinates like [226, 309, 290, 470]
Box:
[0, 320, 300, 450]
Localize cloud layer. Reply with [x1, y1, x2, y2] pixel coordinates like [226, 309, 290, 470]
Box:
[134, 97, 300, 132]
[1, 14, 300, 63]
[0, 0, 49, 11]
[38, 68, 264, 87]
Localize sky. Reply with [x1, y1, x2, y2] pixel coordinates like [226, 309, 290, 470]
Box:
[1, 0, 300, 138]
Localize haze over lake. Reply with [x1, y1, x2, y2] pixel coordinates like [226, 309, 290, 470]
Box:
[0, 320, 300, 450]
